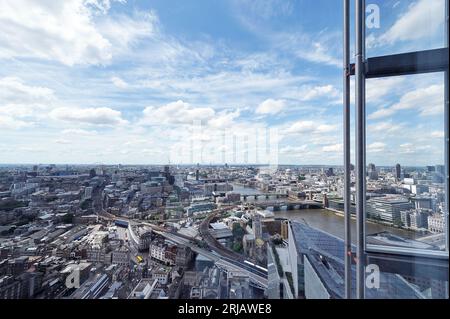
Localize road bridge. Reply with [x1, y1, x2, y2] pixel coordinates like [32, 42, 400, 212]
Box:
[250, 200, 323, 210]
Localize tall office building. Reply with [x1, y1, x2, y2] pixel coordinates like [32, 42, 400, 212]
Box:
[395, 163, 401, 180]
[252, 214, 262, 239]
[326, 167, 334, 177]
[368, 163, 378, 180]
[434, 165, 445, 183]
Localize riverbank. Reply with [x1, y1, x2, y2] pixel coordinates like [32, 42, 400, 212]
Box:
[324, 207, 421, 237]
[231, 183, 416, 241]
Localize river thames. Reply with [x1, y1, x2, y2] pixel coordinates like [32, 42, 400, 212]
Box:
[232, 184, 414, 243]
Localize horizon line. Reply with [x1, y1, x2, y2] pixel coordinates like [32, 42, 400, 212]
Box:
[0, 162, 444, 168]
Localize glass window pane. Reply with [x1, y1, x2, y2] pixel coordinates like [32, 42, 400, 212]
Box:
[366, 0, 447, 57]
[364, 72, 448, 299]
[365, 73, 446, 253]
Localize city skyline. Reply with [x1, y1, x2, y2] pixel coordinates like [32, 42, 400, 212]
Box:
[0, 0, 447, 166]
[0, 0, 448, 304]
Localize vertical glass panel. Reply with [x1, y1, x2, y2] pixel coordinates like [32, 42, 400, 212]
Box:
[365, 0, 446, 57]
[365, 72, 446, 252]
[364, 72, 447, 298]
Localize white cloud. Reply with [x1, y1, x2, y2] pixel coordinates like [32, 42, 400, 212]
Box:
[50, 107, 127, 125]
[367, 142, 386, 153]
[62, 128, 98, 136]
[0, 77, 56, 128]
[296, 41, 341, 67]
[140, 100, 215, 125]
[368, 84, 443, 119]
[275, 31, 341, 68]
[256, 99, 286, 115]
[18, 146, 46, 153]
[0, 77, 55, 103]
[285, 121, 315, 134]
[54, 139, 71, 145]
[391, 84, 443, 116]
[431, 131, 444, 138]
[0, 115, 32, 129]
[399, 143, 415, 154]
[300, 85, 340, 101]
[365, 77, 405, 103]
[322, 144, 343, 153]
[368, 121, 402, 133]
[378, 0, 445, 45]
[232, 0, 293, 21]
[280, 145, 308, 154]
[85, 0, 127, 14]
[368, 108, 395, 120]
[111, 76, 129, 89]
[0, 0, 156, 66]
[99, 10, 158, 55]
[0, 0, 113, 65]
[316, 124, 338, 133]
[286, 120, 338, 135]
[208, 110, 240, 128]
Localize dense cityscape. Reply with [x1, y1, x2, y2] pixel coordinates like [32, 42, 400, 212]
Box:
[0, 0, 448, 305]
[0, 162, 446, 299]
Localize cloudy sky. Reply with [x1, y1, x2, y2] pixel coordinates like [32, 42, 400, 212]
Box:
[0, 0, 446, 165]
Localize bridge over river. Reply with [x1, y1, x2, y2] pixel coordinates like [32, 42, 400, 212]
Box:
[250, 200, 323, 210]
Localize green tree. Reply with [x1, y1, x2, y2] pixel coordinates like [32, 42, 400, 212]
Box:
[232, 242, 242, 252]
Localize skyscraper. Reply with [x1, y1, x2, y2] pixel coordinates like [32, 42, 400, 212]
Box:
[395, 163, 401, 180]
[368, 163, 378, 180]
[434, 165, 445, 183]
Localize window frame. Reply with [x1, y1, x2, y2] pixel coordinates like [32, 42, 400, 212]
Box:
[345, 0, 449, 299]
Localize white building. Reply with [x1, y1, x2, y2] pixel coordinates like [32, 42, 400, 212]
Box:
[129, 279, 158, 299]
[428, 214, 445, 233]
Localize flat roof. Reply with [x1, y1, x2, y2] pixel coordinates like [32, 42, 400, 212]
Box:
[210, 222, 228, 230]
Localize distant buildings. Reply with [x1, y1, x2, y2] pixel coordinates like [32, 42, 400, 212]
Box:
[0, 163, 447, 300]
[203, 182, 233, 196]
[186, 199, 216, 216]
[366, 196, 413, 226]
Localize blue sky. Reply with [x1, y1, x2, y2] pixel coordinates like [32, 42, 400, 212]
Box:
[0, 0, 446, 166]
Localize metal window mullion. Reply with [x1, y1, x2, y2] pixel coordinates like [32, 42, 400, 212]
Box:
[343, 0, 352, 300]
[445, 0, 449, 256]
[355, 0, 366, 299]
[444, 1, 449, 299]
